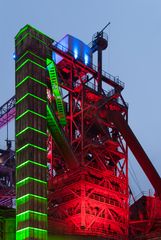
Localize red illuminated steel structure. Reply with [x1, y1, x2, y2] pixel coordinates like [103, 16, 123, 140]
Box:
[47, 31, 129, 239]
[0, 24, 160, 239]
[47, 29, 161, 239]
[15, 25, 129, 239]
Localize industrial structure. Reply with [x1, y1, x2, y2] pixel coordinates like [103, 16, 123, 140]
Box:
[0, 24, 161, 239]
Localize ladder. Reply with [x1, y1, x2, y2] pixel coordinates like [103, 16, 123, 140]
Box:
[46, 58, 66, 126]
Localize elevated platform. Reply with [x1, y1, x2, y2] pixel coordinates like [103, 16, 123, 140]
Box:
[129, 195, 161, 239]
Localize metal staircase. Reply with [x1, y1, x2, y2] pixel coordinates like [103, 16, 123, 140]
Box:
[47, 103, 78, 169]
[46, 58, 66, 126]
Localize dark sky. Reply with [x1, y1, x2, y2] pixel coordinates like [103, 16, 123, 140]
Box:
[0, 0, 161, 197]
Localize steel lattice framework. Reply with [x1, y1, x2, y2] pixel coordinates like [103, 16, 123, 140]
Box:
[0, 96, 16, 128]
[46, 33, 129, 239]
[0, 24, 161, 240]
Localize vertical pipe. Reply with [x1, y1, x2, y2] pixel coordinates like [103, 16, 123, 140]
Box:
[81, 84, 84, 165]
[6, 103, 9, 148]
[98, 47, 102, 93]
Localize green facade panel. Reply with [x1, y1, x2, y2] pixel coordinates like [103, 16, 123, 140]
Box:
[15, 25, 53, 240]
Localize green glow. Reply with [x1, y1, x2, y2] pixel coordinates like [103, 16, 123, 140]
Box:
[16, 75, 47, 88]
[16, 211, 47, 227]
[16, 194, 47, 204]
[16, 226, 47, 240]
[46, 58, 66, 126]
[47, 104, 62, 135]
[16, 32, 50, 48]
[28, 24, 53, 40]
[16, 32, 29, 47]
[16, 50, 45, 64]
[17, 210, 47, 217]
[16, 109, 46, 121]
[16, 160, 47, 169]
[15, 25, 50, 240]
[16, 59, 45, 72]
[16, 93, 46, 104]
[16, 126, 47, 137]
[16, 143, 47, 153]
[15, 25, 28, 39]
[17, 227, 47, 233]
[15, 24, 52, 41]
[16, 177, 47, 186]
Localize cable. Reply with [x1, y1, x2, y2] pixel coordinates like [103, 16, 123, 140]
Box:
[129, 160, 143, 194]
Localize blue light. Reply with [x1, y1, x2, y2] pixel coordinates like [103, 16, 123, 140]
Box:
[52, 52, 56, 62]
[74, 48, 78, 59]
[84, 54, 88, 65]
[13, 52, 16, 60]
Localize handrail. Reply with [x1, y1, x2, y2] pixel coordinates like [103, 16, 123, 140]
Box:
[52, 40, 125, 89]
[92, 31, 108, 42]
[84, 81, 128, 108]
[46, 58, 66, 126]
[0, 96, 16, 118]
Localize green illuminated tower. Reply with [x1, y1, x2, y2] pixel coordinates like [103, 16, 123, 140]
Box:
[15, 25, 53, 240]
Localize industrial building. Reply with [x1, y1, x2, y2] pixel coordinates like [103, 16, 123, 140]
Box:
[0, 24, 161, 239]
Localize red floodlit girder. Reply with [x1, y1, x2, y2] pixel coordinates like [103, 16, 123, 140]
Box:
[0, 108, 16, 128]
[1, 94, 161, 199]
[108, 110, 161, 198]
[0, 95, 79, 170]
[1, 94, 161, 196]
[47, 102, 79, 169]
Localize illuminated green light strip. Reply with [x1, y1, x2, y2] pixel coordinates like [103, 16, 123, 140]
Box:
[47, 104, 62, 135]
[16, 59, 45, 72]
[16, 33, 29, 47]
[28, 24, 53, 40]
[15, 25, 28, 39]
[16, 50, 45, 64]
[46, 59, 59, 95]
[16, 228, 47, 240]
[16, 226, 47, 233]
[16, 126, 47, 137]
[16, 212, 47, 231]
[16, 93, 46, 104]
[16, 177, 47, 186]
[16, 24, 52, 41]
[16, 143, 47, 153]
[16, 75, 47, 88]
[16, 160, 47, 169]
[16, 194, 47, 202]
[17, 210, 47, 218]
[16, 109, 46, 121]
[16, 32, 49, 49]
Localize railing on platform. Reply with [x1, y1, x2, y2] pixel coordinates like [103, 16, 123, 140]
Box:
[0, 96, 16, 128]
[0, 96, 16, 118]
[52, 40, 125, 89]
[85, 81, 128, 106]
